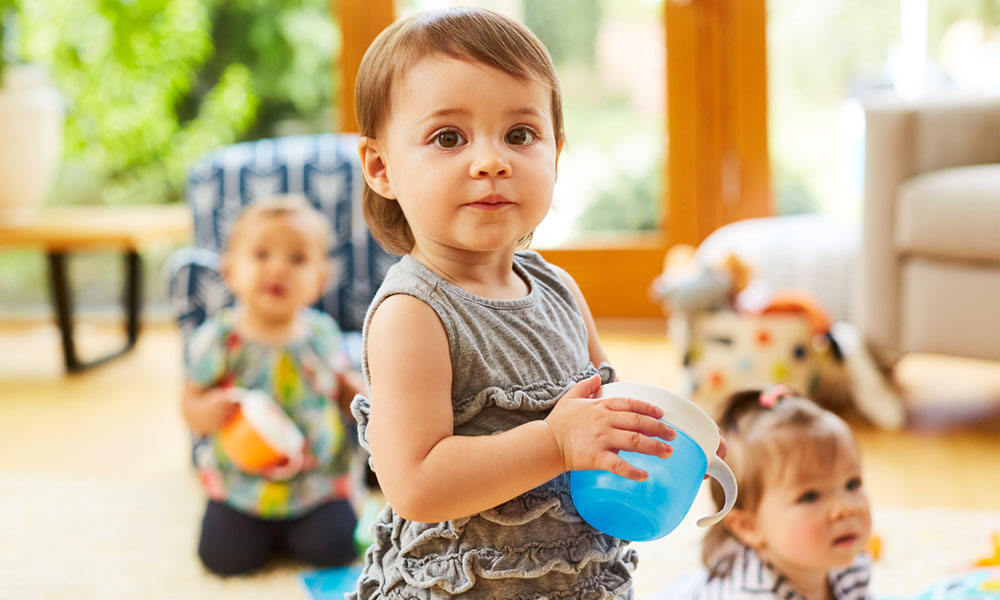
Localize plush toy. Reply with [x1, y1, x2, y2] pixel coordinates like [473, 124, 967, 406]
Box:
[976, 533, 1000, 567]
[651, 244, 753, 321]
[656, 247, 906, 429]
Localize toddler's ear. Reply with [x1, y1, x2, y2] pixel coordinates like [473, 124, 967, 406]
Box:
[358, 137, 397, 200]
[723, 508, 764, 549]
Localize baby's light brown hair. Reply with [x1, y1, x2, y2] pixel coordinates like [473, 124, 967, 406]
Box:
[224, 195, 333, 256]
[702, 388, 858, 578]
[354, 7, 564, 255]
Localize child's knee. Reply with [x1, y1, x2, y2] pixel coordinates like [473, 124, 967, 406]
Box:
[198, 538, 270, 576]
[285, 533, 357, 567]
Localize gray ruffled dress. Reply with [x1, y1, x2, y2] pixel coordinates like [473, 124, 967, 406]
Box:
[349, 251, 636, 599]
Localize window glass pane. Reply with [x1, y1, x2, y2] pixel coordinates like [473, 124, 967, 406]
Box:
[927, 2, 1000, 95]
[768, 0, 896, 221]
[768, 0, 1000, 222]
[398, 0, 665, 246]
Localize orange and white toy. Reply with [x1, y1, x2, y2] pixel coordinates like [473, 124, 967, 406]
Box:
[218, 389, 305, 480]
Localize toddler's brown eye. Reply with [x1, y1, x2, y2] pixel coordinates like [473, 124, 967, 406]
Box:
[506, 127, 536, 145]
[435, 130, 464, 148]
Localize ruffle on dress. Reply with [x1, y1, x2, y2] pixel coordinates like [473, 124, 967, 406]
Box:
[354, 515, 637, 599]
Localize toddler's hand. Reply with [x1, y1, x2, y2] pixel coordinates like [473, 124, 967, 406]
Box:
[544, 375, 676, 481]
[258, 443, 307, 481]
[185, 387, 239, 435]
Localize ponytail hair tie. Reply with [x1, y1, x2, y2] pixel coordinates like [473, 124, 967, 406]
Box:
[759, 384, 793, 408]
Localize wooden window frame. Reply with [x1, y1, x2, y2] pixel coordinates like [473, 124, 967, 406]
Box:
[333, 0, 771, 318]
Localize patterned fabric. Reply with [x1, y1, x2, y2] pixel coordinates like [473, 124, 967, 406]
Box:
[654, 543, 872, 600]
[165, 134, 398, 345]
[186, 307, 356, 520]
[349, 252, 636, 600]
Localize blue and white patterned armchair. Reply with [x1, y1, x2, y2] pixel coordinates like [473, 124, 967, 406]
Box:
[166, 134, 397, 361]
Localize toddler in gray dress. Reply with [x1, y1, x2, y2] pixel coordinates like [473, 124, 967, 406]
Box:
[348, 7, 686, 598]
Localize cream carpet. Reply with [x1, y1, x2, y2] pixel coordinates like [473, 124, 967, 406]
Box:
[3, 470, 999, 599]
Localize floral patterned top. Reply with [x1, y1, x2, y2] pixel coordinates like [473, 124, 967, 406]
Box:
[185, 307, 356, 519]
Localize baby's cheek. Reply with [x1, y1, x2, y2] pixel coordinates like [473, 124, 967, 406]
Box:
[780, 515, 828, 560]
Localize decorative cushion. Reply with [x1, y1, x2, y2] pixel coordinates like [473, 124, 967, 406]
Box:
[165, 247, 230, 343]
[895, 164, 1000, 263]
[694, 215, 859, 323]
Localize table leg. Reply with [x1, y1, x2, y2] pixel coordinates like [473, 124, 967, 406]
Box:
[124, 250, 141, 347]
[47, 252, 79, 371]
[46, 250, 143, 374]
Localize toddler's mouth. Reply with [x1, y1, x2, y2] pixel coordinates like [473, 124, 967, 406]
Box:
[832, 533, 858, 547]
[265, 283, 286, 297]
[466, 194, 512, 210]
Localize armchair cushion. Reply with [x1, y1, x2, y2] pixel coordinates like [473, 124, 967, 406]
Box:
[896, 164, 1000, 262]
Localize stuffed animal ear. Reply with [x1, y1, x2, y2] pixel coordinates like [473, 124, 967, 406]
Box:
[663, 243, 697, 274]
[721, 253, 753, 293]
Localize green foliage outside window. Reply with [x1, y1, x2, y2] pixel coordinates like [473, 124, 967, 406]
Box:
[0, 0, 336, 310]
[524, 0, 600, 67]
[12, 0, 335, 207]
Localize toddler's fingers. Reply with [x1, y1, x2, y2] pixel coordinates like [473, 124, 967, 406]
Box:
[611, 429, 673, 459]
[610, 411, 676, 441]
[716, 433, 727, 460]
[598, 452, 649, 482]
[604, 395, 665, 420]
[564, 374, 602, 399]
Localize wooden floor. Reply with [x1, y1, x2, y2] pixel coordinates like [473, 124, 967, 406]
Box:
[1, 318, 999, 509]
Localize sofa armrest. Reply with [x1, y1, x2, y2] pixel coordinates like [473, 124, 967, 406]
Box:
[860, 102, 911, 357]
[164, 246, 233, 344]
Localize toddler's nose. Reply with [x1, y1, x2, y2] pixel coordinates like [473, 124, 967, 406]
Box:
[830, 494, 865, 520]
[470, 143, 511, 178]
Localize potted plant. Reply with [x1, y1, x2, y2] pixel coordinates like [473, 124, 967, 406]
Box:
[0, 0, 64, 222]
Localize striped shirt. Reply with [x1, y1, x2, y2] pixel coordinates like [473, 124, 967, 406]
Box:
[654, 543, 871, 600]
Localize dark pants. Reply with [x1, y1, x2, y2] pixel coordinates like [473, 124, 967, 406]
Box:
[198, 499, 358, 576]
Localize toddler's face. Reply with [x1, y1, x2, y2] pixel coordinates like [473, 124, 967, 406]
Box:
[751, 436, 872, 577]
[369, 55, 560, 255]
[224, 214, 329, 322]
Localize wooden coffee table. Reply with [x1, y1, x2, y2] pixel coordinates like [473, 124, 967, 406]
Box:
[0, 204, 192, 373]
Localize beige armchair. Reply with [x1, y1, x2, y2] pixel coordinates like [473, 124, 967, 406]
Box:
[860, 96, 1000, 368]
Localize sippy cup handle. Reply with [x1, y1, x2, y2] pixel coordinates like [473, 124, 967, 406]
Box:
[696, 456, 738, 527]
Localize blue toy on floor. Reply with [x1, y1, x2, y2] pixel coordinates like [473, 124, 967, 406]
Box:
[300, 565, 363, 600]
[891, 568, 1000, 599]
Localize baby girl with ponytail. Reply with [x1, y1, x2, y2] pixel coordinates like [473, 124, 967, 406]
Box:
[655, 385, 874, 600]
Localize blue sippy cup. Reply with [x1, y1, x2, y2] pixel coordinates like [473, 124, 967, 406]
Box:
[570, 382, 738, 542]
